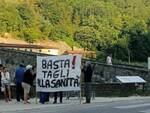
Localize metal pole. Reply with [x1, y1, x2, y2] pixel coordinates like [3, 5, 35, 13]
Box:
[35, 92, 38, 104]
[79, 84, 82, 104]
[35, 55, 38, 104]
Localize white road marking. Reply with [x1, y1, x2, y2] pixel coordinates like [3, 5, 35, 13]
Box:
[140, 109, 150, 113]
[115, 103, 150, 109]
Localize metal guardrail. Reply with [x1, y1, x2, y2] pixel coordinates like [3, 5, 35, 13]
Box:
[82, 58, 147, 70]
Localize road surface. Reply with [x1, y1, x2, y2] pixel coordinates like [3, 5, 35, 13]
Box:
[3, 98, 150, 113]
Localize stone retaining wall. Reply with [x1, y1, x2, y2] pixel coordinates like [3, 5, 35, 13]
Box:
[92, 63, 150, 83]
[0, 48, 48, 80]
[0, 48, 150, 98]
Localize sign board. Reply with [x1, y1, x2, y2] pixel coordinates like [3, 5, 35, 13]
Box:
[116, 76, 146, 83]
[36, 55, 81, 92]
[148, 57, 150, 69]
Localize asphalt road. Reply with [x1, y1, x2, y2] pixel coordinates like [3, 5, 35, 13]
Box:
[4, 98, 150, 113]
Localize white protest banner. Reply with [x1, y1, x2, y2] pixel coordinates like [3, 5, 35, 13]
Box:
[36, 55, 81, 92]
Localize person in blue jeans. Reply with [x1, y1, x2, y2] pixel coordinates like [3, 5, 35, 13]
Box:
[39, 92, 49, 104]
[15, 64, 25, 102]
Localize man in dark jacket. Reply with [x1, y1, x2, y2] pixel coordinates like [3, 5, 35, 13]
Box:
[22, 65, 35, 104]
[15, 64, 25, 102]
[84, 61, 93, 103]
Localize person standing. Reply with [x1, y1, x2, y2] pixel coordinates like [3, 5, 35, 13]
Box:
[39, 92, 49, 104]
[22, 65, 35, 104]
[15, 64, 25, 102]
[106, 54, 112, 65]
[0, 64, 3, 93]
[84, 61, 93, 104]
[53, 92, 63, 104]
[1, 67, 12, 102]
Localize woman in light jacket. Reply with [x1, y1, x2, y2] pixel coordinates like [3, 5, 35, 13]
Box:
[1, 67, 12, 102]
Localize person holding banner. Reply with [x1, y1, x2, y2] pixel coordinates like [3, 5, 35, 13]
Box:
[36, 55, 81, 104]
[39, 92, 49, 104]
[84, 61, 93, 104]
[53, 92, 63, 104]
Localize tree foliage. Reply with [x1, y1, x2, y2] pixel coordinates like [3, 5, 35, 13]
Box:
[0, 0, 150, 61]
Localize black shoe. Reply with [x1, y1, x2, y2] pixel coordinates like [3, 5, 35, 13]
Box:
[83, 101, 91, 104]
[86, 102, 90, 104]
[53, 102, 57, 104]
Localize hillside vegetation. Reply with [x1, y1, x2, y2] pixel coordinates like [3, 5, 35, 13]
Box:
[0, 0, 150, 62]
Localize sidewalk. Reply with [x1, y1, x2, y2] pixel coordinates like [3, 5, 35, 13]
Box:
[1, 96, 150, 112]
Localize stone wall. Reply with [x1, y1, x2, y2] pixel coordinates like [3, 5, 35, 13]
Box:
[92, 63, 150, 83]
[0, 48, 150, 84]
[0, 48, 49, 80]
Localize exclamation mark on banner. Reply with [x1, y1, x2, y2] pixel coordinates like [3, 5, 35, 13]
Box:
[72, 56, 76, 69]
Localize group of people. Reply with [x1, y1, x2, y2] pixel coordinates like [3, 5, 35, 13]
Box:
[0, 64, 35, 104]
[16, 64, 64, 104]
[0, 63, 63, 104]
[0, 54, 112, 104]
[15, 64, 36, 104]
[0, 62, 94, 104]
[40, 59, 94, 104]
